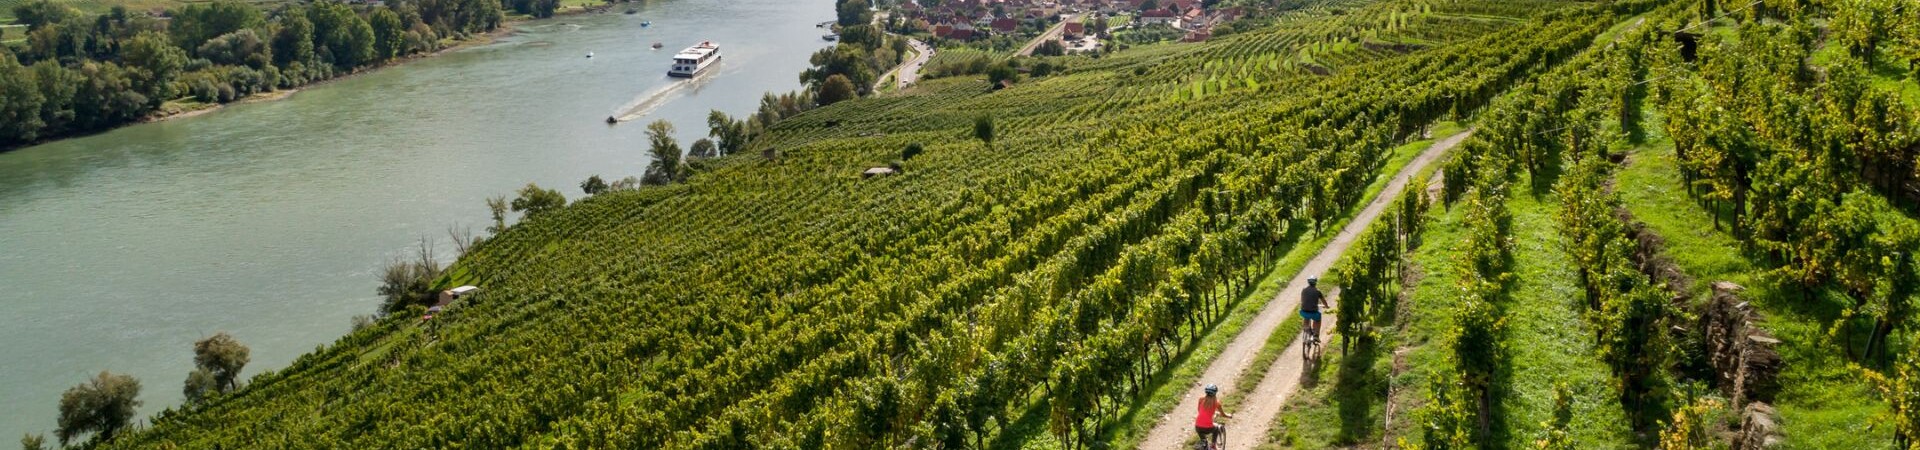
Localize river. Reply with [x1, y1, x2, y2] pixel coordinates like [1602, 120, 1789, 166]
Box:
[0, 0, 833, 439]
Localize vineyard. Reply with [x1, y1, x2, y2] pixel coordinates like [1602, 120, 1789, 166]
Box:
[1264, 0, 1920, 447]
[79, 0, 1920, 448]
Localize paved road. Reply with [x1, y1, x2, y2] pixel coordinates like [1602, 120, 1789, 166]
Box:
[880, 38, 932, 90]
[1016, 14, 1078, 56]
[1134, 129, 1474, 450]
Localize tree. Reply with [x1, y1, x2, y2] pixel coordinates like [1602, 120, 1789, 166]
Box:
[369, 8, 406, 61]
[273, 10, 317, 67]
[690, 138, 718, 159]
[818, 74, 858, 106]
[801, 45, 876, 95]
[55, 371, 141, 446]
[485, 195, 509, 233]
[707, 110, 748, 156]
[19, 434, 47, 450]
[1035, 39, 1066, 56]
[644, 120, 684, 185]
[376, 239, 441, 313]
[902, 142, 924, 161]
[308, 2, 376, 69]
[182, 368, 218, 404]
[120, 32, 187, 108]
[973, 115, 995, 147]
[837, 0, 872, 27]
[510, 183, 566, 217]
[171, 1, 264, 54]
[580, 175, 609, 195]
[11, 0, 77, 31]
[192, 332, 251, 392]
[0, 54, 48, 144]
[198, 30, 272, 68]
[986, 62, 1018, 88]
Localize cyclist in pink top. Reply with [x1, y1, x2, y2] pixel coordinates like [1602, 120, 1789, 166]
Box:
[1195, 384, 1233, 449]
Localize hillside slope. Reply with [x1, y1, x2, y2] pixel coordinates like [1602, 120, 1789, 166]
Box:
[103, 1, 1681, 448]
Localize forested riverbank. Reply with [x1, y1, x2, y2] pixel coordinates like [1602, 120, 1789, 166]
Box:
[0, 0, 508, 150]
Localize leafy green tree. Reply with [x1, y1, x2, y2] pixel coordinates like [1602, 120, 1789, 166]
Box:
[20, 434, 47, 450]
[308, 2, 376, 69]
[485, 195, 509, 233]
[706, 110, 748, 156]
[193, 332, 251, 392]
[273, 10, 317, 67]
[369, 8, 406, 61]
[973, 115, 994, 147]
[55, 371, 141, 446]
[902, 142, 924, 161]
[1034, 39, 1066, 56]
[836, 0, 872, 27]
[198, 30, 272, 68]
[510, 183, 566, 217]
[11, 0, 77, 31]
[986, 62, 1018, 88]
[643, 120, 684, 185]
[801, 45, 876, 96]
[376, 239, 441, 313]
[171, 1, 264, 55]
[580, 175, 609, 195]
[182, 368, 218, 404]
[120, 32, 187, 108]
[689, 138, 718, 159]
[0, 54, 48, 144]
[818, 74, 858, 106]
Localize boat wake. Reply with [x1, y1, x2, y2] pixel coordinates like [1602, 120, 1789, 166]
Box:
[609, 65, 723, 122]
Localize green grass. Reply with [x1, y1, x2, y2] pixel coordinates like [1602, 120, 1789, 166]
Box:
[1, 24, 22, 43]
[1614, 139, 1893, 450]
[1376, 176, 1637, 449]
[1496, 186, 1636, 448]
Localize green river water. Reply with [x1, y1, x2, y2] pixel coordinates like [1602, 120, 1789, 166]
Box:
[0, 0, 833, 438]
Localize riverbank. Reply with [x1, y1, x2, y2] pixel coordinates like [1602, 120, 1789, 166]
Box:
[135, 23, 521, 127]
[0, 1, 839, 441]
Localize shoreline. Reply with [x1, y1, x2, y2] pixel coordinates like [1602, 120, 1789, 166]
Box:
[140, 22, 522, 126]
[0, 4, 650, 153]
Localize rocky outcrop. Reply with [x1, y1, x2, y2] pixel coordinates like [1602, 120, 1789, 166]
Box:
[1703, 282, 1782, 407]
[1734, 402, 1784, 450]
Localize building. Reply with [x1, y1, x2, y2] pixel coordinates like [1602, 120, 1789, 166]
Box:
[1138, 8, 1178, 26]
[425, 285, 480, 319]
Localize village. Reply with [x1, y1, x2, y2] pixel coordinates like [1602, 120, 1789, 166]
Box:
[891, 0, 1248, 46]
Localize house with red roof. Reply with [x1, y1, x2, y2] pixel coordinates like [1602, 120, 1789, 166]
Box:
[991, 17, 1019, 33]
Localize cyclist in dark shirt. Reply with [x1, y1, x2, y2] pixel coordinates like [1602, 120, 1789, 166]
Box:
[1300, 277, 1329, 341]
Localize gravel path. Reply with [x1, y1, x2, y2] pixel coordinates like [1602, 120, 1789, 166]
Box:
[1135, 129, 1473, 450]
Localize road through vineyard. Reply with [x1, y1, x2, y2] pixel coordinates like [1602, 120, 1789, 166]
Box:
[1138, 129, 1472, 450]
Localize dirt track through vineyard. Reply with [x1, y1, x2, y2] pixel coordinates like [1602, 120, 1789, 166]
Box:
[1136, 129, 1472, 450]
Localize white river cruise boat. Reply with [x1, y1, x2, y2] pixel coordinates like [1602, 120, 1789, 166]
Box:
[668, 42, 720, 78]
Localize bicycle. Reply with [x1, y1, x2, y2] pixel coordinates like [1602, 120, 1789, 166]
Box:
[1302, 321, 1322, 361]
[1192, 422, 1227, 450]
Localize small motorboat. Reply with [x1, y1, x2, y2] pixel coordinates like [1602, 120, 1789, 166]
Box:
[606, 116, 619, 124]
[641, 21, 652, 27]
[586, 52, 594, 58]
[651, 42, 664, 49]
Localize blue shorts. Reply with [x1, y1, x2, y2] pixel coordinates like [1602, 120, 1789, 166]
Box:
[1300, 311, 1321, 321]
